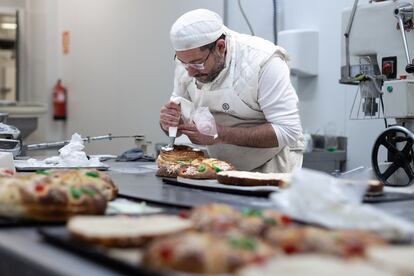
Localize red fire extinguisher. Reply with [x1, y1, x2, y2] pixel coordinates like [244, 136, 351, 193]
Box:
[53, 79, 67, 120]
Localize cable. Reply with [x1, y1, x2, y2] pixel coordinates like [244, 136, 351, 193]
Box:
[273, 0, 277, 44]
[379, 94, 388, 128]
[237, 0, 255, 36]
[364, 74, 387, 127]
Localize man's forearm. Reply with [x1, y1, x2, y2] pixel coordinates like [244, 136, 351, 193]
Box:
[216, 123, 279, 148]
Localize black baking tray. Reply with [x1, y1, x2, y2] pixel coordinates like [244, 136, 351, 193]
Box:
[38, 227, 162, 276]
[363, 192, 414, 203]
[0, 217, 64, 228]
[163, 177, 414, 203]
[118, 192, 193, 209]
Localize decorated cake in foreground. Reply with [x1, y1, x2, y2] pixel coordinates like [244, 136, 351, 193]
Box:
[0, 169, 117, 221]
[62, 203, 409, 275]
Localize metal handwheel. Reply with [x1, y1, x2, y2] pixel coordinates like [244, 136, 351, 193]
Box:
[371, 126, 414, 186]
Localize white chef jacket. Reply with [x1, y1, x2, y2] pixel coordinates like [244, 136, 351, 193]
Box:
[257, 56, 302, 148]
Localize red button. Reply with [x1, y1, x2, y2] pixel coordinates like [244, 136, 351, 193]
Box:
[383, 63, 392, 74]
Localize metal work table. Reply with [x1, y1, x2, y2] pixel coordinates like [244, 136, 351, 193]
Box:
[303, 150, 347, 173]
[0, 161, 413, 276]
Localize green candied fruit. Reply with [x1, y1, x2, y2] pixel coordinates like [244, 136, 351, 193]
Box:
[80, 187, 96, 197]
[70, 187, 81, 199]
[177, 161, 188, 167]
[228, 238, 256, 251]
[85, 171, 99, 178]
[263, 217, 277, 226]
[241, 208, 263, 217]
[198, 164, 206, 172]
[211, 163, 222, 173]
[35, 170, 50, 175]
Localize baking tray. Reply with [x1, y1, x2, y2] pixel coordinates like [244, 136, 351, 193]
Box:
[363, 191, 414, 203]
[163, 177, 279, 197]
[163, 178, 414, 202]
[0, 217, 64, 228]
[118, 193, 193, 209]
[38, 227, 162, 276]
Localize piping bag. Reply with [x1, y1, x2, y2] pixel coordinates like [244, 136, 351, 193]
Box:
[163, 97, 194, 151]
[167, 126, 177, 148]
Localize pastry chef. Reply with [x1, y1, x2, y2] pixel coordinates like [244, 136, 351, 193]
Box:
[159, 9, 304, 173]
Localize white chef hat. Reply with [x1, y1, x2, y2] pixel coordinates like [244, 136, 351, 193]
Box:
[170, 9, 226, 51]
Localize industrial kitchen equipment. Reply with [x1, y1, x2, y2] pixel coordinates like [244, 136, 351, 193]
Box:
[340, 0, 414, 186]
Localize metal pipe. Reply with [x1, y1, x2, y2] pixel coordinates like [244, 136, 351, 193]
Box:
[223, 0, 228, 26]
[273, 0, 278, 44]
[345, 0, 359, 38]
[344, 0, 359, 77]
[395, 5, 413, 65]
[25, 134, 144, 151]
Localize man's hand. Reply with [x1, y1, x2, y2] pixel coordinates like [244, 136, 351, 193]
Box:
[160, 101, 181, 131]
[179, 123, 217, 145]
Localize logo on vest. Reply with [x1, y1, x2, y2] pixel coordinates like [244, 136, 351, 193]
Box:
[222, 103, 230, 111]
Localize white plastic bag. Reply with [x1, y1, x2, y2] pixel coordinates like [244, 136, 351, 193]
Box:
[270, 168, 414, 241]
[192, 106, 218, 139]
[42, 133, 104, 167]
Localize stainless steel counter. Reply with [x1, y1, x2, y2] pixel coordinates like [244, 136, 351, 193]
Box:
[0, 161, 413, 276]
[0, 228, 123, 276]
[303, 150, 347, 174]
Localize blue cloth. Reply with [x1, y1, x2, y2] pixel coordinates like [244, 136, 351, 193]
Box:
[116, 148, 155, 162]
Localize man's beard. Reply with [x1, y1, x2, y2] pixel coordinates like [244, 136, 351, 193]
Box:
[195, 54, 225, 84]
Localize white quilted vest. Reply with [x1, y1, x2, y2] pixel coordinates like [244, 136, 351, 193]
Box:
[225, 30, 289, 113]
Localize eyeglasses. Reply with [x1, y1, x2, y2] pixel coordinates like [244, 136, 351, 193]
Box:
[174, 50, 212, 70]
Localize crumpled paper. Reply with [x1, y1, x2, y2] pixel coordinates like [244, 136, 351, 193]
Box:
[28, 133, 104, 167]
[270, 168, 414, 241]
